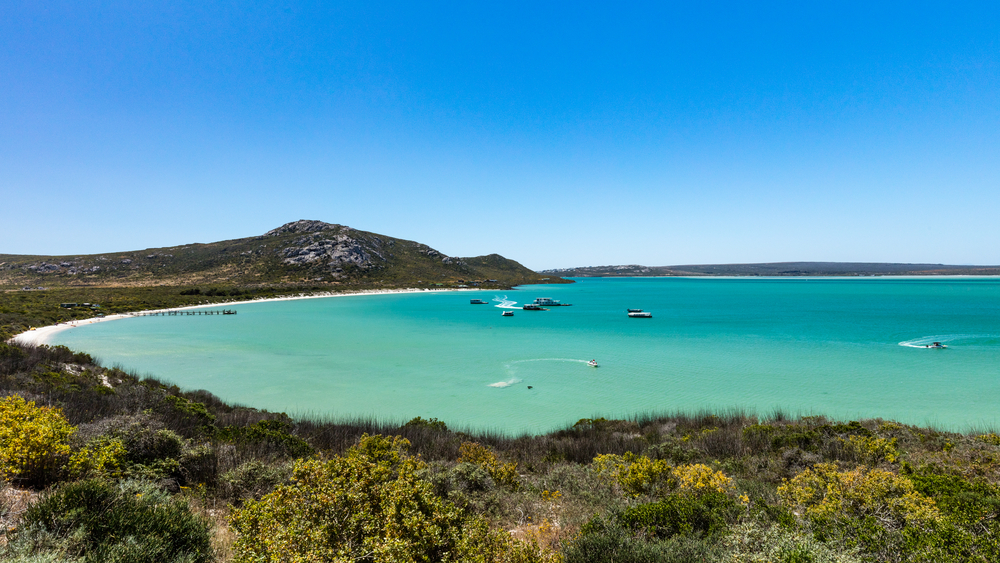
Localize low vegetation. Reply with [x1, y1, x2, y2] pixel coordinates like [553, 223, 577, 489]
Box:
[3, 341, 1000, 561]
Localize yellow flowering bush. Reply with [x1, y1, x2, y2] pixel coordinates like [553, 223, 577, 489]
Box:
[459, 441, 520, 491]
[778, 463, 940, 529]
[66, 436, 127, 479]
[593, 454, 734, 499]
[841, 435, 899, 464]
[230, 434, 554, 563]
[671, 463, 734, 495]
[976, 433, 1000, 446]
[593, 452, 674, 497]
[0, 395, 76, 486]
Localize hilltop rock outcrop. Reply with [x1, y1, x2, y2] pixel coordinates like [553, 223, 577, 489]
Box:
[278, 232, 385, 273]
[264, 220, 343, 237]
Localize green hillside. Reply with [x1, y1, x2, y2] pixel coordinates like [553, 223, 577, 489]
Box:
[0, 220, 555, 289]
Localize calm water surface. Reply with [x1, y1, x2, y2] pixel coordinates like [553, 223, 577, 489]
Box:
[51, 278, 1000, 433]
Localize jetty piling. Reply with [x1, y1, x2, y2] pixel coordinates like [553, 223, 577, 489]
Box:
[130, 309, 237, 317]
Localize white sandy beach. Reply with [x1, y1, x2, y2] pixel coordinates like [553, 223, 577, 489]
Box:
[8, 287, 477, 347]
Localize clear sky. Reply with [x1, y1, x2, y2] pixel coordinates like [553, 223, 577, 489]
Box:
[2, 2, 998, 270]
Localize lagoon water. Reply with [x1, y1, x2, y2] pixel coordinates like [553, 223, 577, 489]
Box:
[50, 277, 1000, 434]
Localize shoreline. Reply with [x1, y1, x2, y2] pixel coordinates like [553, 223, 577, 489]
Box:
[8, 287, 481, 347]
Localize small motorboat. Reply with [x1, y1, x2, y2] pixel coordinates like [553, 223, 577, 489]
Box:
[587, 359, 599, 367]
[628, 311, 652, 318]
[502, 310, 514, 316]
[470, 299, 488, 304]
[925, 342, 947, 349]
[627, 308, 643, 313]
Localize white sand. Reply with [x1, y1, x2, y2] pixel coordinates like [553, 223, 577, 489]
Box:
[8, 287, 477, 347]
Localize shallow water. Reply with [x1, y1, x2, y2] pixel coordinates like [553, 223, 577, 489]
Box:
[51, 277, 1000, 433]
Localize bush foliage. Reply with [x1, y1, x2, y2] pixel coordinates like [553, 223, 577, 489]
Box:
[5, 479, 211, 563]
[0, 395, 75, 487]
[230, 434, 554, 563]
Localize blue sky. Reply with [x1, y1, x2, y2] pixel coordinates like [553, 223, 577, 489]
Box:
[2, 1, 998, 269]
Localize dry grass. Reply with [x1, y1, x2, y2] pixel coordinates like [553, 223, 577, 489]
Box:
[184, 494, 235, 563]
[0, 484, 40, 541]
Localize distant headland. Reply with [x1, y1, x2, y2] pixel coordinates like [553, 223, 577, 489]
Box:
[541, 262, 1000, 277]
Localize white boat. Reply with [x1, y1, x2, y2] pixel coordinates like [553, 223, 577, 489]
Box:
[502, 310, 514, 316]
[587, 359, 599, 367]
[628, 311, 652, 318]
[925, 342, 947, 349]
[533, 297, 572, 306]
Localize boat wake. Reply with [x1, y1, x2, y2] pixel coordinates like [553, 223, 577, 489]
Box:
[493, 295, 520, 309]
[899, 334, 1000, 349]
[488, 378, 522, 388]
[488, 358, 593, 388]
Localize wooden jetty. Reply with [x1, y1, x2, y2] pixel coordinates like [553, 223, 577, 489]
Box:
[130, 309, 237, 317]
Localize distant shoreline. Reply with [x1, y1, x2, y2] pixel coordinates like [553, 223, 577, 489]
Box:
[568, 274, 1000, 279]
[9, 287, 480, 347]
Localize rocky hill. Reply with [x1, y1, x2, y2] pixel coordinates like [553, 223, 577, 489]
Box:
[0, 220, 553, 288]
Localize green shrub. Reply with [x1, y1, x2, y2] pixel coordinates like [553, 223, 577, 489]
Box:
[219, 460, 292, 504]
[612, 491, 740, 539]
[5, 479, 211, 563]
[566, 519, 722, 563]
[404, 416, 449, 432]
[909, 470, 1000, 529]
[459, 441, 520, 491]
[215, 419, 313, 458]
[721, 520, 861, 562]
[78, 415, 184, 466]
[0, 341, 27, 358]
[163, 394, 216, 425]
[0, 395, 76, 487]
[179, 443, 217, 485]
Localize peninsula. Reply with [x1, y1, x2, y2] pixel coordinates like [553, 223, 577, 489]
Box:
[542, 262, 1000, 277]
[0, 220, 565, 339]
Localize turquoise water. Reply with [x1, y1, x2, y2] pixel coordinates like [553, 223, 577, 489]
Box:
[51, 278, 1000, 434]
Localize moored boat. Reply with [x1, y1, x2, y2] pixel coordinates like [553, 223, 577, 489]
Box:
[628, 311, 652, 318]
[533, 297, 572, 306]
